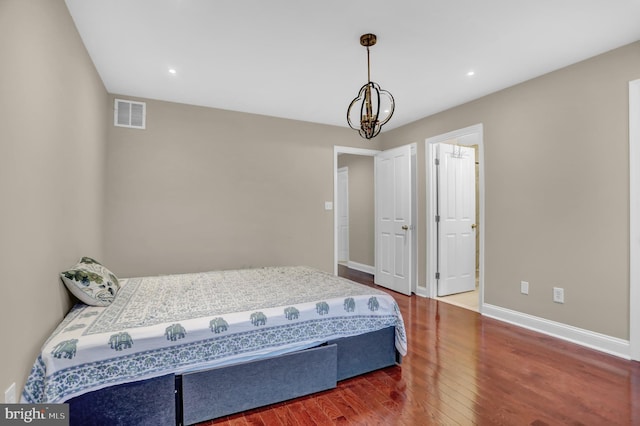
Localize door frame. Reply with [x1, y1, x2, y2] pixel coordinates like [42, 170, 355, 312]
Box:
[629, 79, 640, 360]
[425, 124, 485, 312]
[337, 166, 349, 263]
[333, 146, 380, 276]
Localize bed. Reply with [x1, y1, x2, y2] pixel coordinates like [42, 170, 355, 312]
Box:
[22, 264, 407, 425]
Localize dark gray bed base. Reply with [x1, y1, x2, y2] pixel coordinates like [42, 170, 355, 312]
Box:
[68, 326, 400, 426]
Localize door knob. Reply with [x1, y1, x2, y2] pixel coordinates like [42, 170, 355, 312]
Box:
[471, 224, 477, 230]
[402, 225, 409, 230]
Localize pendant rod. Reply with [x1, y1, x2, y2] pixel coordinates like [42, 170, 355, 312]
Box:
[367, 45, 371, 83]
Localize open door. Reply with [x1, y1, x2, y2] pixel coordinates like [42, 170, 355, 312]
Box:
[436, 143, 476, 296]
[375, 144, 415, 296]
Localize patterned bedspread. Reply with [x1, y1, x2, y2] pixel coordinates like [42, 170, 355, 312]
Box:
[22, 266, 407, 403]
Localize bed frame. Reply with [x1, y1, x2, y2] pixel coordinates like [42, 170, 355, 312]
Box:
[67, 326, 400, 425]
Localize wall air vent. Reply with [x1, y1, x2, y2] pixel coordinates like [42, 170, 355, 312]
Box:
[114, 99, 146, 129]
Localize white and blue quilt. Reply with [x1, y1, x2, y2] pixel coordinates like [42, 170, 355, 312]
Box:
[22, 266, 407, 403]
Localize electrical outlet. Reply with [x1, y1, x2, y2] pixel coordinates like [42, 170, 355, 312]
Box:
[553, 287, 564, 304]
[520, 281, 529, 295]
[4, 382, 16, 403]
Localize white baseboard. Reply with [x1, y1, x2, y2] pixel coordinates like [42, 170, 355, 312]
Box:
[415, 287, 428, 298]
[482, 304, 630, 360]
[346, 261, 375, 275]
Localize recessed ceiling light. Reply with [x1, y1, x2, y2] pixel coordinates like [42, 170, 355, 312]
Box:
[467, 70, 475, 77]
[168, 68, 177, 75]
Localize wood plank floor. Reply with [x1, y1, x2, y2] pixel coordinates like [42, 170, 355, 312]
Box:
[196, 266, 640, 425]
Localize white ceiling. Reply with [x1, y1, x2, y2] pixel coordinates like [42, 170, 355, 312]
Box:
[65, 0, 640, 130]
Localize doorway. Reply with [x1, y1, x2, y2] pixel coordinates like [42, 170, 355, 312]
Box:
[333, 145, 417, 296]
[426, 124, 485, 313]
[336, 155, 375, 273]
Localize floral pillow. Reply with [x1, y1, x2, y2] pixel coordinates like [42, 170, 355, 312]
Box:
[61, 257, 120, 306]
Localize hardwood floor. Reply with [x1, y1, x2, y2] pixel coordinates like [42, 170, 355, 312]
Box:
[197, 267, 640, 425]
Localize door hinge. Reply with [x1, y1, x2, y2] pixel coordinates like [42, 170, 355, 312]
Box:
[435, 215, 440, 223]
[435, 158, 440, 166]
[435, 272, 440, 280]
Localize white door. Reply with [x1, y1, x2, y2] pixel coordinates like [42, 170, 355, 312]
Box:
[436, 143, 477, 296]
[375, 144, 414, 296]
[337, 167, 349, 262]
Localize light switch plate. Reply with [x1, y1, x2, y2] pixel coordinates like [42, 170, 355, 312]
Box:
[324, 201, 333, 210]
[553, 287, 565, 303]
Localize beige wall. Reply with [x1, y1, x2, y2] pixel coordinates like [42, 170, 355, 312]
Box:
[105, 97, 376, 277]
[0, 0, 108, 395]
[337, 154, 375, 267]
[381, 41, 640, 339]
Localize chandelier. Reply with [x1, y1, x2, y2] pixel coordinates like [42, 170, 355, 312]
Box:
[347, 33, 395, 139]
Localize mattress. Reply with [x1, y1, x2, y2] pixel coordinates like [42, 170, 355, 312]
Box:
[22, 266, 407, 404]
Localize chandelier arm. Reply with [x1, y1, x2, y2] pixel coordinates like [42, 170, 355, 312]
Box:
[346, 97, 359, 130]
[377, 89, 395, 127]
[374, 84, 381, 122]
[347, 84, 369, 131]
[363, 85, 374, 138]
[365, 83, 372, 120]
